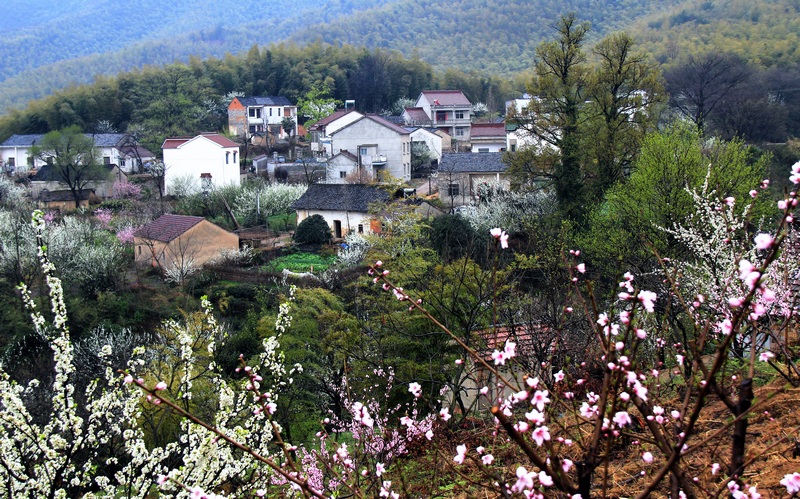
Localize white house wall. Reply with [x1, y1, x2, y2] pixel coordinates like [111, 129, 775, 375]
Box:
[296, 209, 374, 237]
[409, 129, 442, 162]
[331, 119, 411, 181]
[163, 138, 240, 195]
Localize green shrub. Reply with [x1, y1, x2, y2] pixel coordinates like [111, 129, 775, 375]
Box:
[294, 214, 332, 245]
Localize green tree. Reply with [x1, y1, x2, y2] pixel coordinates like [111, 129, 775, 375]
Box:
[31, 126, 108, 208]
[584, 123, 771, 276]
[294, 214, 332, 245]
[297, 82, 341, 126]
[584, 32, 665, 201]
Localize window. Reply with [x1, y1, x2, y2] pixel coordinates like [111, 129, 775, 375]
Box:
[27, 156, 34, 166]
[448, 183, 459, 196]
[456, 110, 464, 119]
[46, 157, 54, 166]
[104, 156, 111, 164]
[249, 108, 261, 118]
[456, 128, 465, 137]
[358, 224, 364, 234]
[233, 152, 237, 163]
[340, 171, 347, 178]
[7, 157, 14, 167]
[119, 158, 126, 167]
[249, 125, 256, 133]
[269, 108, 273, 117]
[360, 147, 368, 156]
[478, 148, 489, 153]
[436, 111, 447, 122]
[226, 152, 230, 164]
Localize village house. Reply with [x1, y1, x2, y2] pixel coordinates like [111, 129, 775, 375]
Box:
[29, 163, 128, 200]
[307, 109, 364, 156]
[327, 115, 411, 182]
[227, 96, 298, 140]
[133, 214, 239, 269]
[0, 133, 152, 174]
[413, 90, 472, 145]
[162, 133, 241, 195]
[37, 189, 101, 211]
[290, 184, 390, 239]
[406, 127, 443, 169]
[437, 152, 509, 207]
[469, 123, 507, 153]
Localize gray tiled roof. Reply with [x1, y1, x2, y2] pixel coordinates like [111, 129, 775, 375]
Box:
[438, 153, 507, 173]
[1, 134, 46, 146]
[31, 164, 117, 182]
[290, 184, 390, 213]
[1, 133, 128, 148]
[237, 96, 293, 107]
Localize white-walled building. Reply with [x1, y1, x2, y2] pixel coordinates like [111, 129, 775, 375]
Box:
[469, 123, 507, 153]
[307, 109, 364, 156]
[228, 96, 298, 139]
[328, 115, 411, 182]
[414, 90, 472, 143]
[1, 133, 152, 174]
[407, 127, 443, 165]
[162, 133, 241, 195]
[290, 184, 390, 239]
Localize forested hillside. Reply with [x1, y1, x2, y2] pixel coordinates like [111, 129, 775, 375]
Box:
[0, 0, 393, 112]
[288, 0, 681, 74]
[629, 0, 800, 68]
[3, 0, 800, 113]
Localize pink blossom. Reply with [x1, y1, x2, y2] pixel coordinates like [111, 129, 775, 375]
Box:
[155, 381, 167, 391]
[779, 199, 789, 210]
[749, 189, 758, 198]
[724, 196, 735, 207]
[376, 462, 386, 476]
[637, 290, 657, 313]
[539, 471, 553, 487]
[759, 351, 774, 362]
[613, 411, 632, 427]
[491, 349, 507, 365]
[503, 340, 517, 359]
[123, 374, 134, 384]
[554, 370, 565, 383]
[711, 463, 720, 475]
[116, 226, 136, 245]
[781, 472, 800, 494]
[531, 390, 550, 411]
[525, 409, 545, 426]
[513, 466, 535, 492]
[754, 233, 773, 250]
[408, 382, 422, 398]
[718, 319, 733, 336]
[728, 297, 744, 307]
[642, 452, 654, 463]
[576, 263, 586, 273]
[531, 426, 551, 446]
[481, 454, 494, 465]
[633, 382, 648, 402]
[157, 475, 169, 485]
[454, 444, 467, 464]
[439, 407, 451, 421]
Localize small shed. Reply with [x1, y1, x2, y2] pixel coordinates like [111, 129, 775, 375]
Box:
[133, 214, 239, 268]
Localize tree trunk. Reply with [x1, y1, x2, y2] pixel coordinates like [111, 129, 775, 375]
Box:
[729, 378, 753, 479]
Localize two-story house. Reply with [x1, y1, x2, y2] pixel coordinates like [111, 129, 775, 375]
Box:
[306, 109, 364, 156]
[162, 133, 241, 195]
[0, 133, 153, 174]
[228, 96, 298, 140]
[327, 115, 411, 182]
[414, 90, 472, 144]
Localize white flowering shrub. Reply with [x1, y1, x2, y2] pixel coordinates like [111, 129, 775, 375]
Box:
[234, 182, 307, 226]
[461, 189, 557, 235]
[336, 232, 371, 267]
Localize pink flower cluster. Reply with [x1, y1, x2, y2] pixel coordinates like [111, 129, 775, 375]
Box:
[490, 227, 509, 249]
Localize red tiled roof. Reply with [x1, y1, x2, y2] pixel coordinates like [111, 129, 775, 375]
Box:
[133, 214, 204, 242]
[366, 115, 411, 134]
[404, 107, 431, 123]
[203, 134, 240, 148]
[307, 109, 355, 131]
[471, 123, 507, 137]
[162, 133, 239, 149]
[420, 90, 471, 106]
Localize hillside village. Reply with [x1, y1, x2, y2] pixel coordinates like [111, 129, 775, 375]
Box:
[3, 6, 800, 498]
[0, 88, 532, 248]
